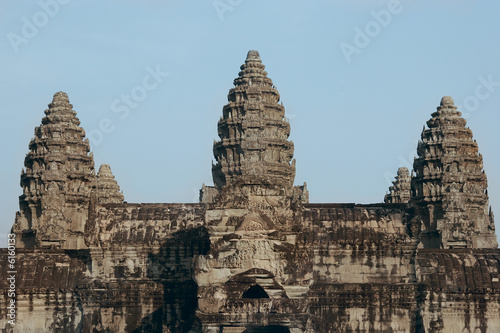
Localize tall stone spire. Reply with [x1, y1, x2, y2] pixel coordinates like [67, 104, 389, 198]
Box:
[411, 96, 497, 248]
[212, 50, 300, 205]
[13, 91, 95, 249]
[384, 167, 411, 204]
[97, 164, 124, 204]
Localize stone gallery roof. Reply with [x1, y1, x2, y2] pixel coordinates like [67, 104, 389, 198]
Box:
[416, 249, 500, 292]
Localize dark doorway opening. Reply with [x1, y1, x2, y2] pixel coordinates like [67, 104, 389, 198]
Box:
[242, 285, 269, 299]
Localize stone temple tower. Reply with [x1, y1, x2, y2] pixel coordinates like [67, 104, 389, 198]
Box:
[411, 96, 498, 249]
[97, 164, 124, 204]
[12, 92, 95, 249]
[195, 51, 311, 331]
[2, 56, 500, 333]
[210, 50, 307, 207]
[384, 167, 411, 204]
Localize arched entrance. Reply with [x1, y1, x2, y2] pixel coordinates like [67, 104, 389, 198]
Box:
[242, 285, 269, 299]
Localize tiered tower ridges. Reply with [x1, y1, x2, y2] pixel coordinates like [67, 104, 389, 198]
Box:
[13, 91, 95, 248]
[384, 167, 411, 203]
[411, 96, 497, 248]
[212, 50, 296, 196]
[97, 164, 124, 204]
[3, 53, 500, 332]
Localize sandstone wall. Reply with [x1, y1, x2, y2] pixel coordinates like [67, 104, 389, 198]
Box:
[2, 203, 500, 332]
[0, 249, 89, 332]
[416, 250, 500, 333]
[85, 203, 206, 247]
[0, 202, 210, 332]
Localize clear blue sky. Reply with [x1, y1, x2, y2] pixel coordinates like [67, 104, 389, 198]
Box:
[1, 0, 500, 247]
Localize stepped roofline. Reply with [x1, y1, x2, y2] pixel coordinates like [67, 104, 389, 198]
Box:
[411, 96, 497, 249]
[210, 50, 304, 207]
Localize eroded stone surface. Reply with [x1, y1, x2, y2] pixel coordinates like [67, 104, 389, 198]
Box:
[211, 50, 307, 210]
[2, 53, 500, 332]
[385, 167, 411, 204]
[411, 96, 498, 249]
[97, 164, 124, 204]
[12, 91, 95, 249]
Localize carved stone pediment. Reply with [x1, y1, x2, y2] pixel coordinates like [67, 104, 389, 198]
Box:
[37, 208, 67, 241]
[236, 211, 274, 232]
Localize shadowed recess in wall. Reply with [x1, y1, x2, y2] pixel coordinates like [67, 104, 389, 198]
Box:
[2, 51, 500, 332]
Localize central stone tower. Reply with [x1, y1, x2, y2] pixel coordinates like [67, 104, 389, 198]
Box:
[211, 50, 306, 207]
[196, 51, 310, 332]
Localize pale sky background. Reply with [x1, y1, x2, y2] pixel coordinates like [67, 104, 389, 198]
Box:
[1, 0, 500, 247]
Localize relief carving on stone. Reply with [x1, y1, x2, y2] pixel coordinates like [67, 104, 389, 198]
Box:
[37, 208, 67, 242]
